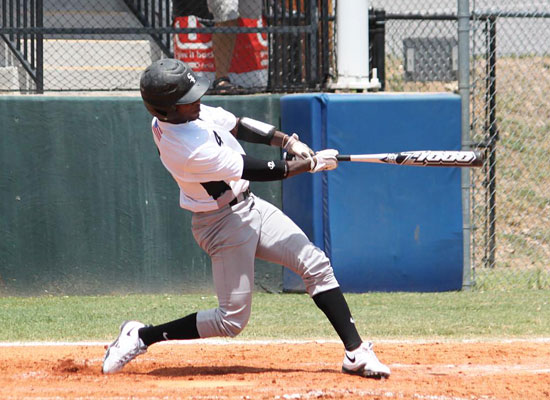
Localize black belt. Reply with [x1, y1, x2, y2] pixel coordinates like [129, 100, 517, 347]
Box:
[228, 189, 251, 207]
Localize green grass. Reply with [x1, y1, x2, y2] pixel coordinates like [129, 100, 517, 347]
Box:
[1, 291, 549, 342]
[475, 266, 550, 290]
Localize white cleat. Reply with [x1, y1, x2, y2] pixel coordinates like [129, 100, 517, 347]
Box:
[342, 342, 390, 379]
[102, 320, 147, 374]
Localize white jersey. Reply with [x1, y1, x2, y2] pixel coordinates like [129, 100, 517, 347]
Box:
[151, 104, 249, 212]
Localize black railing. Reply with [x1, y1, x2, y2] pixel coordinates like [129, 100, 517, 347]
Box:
[267, 1, 323, 91]
[123, 0, 172, 57]
[1, 0, 43, 92]
[0, 1, 393, 94]
[0, 0, 334, 93]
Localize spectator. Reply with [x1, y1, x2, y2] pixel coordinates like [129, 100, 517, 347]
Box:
[207, 0, 263, 93]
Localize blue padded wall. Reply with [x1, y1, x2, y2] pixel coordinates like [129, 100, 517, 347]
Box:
[280, 95, 327, 292]
[281, 93, 463, 292]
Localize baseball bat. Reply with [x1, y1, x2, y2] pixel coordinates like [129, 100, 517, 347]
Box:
[336, 150, 484, 167]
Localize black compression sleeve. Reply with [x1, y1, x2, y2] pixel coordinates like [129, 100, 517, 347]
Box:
[313, 287, 362, 351]
[241, 155, 288, 181]
[138, 313, 199, 346]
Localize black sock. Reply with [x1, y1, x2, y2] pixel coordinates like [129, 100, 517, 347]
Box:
[138, 312, 200, 347]
[313, 287, 362, 351]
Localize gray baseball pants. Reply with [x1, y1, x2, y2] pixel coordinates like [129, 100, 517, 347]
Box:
[192, 193, 339, 338]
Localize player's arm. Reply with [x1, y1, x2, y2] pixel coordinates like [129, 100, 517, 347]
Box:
[232, 117, 314, 159]
[241, 150, 338, 182]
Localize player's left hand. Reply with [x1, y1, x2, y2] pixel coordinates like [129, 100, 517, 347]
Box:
[284, 133, 315, 160]
[310, 149, 339, 173]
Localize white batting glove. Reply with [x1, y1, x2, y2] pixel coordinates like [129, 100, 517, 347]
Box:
[283, 133, 314, 160]
[309, 149, 339, 173]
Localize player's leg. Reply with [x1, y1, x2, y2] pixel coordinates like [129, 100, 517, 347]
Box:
[253, 196, 390, 378]
[141, 200, 260, 341]
[192, 198, 259, 338]
[252, 196, 357, 345]
[134, 237, 258, 344]
[102, 314, 202, 374]
[103, 200, 259, 373]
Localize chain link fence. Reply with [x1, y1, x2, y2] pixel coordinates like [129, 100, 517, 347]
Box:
[2, 0, 549, 290]
[371, 0, 550, 290]
[0, 0, 332, 92]
[1, 0, 156, 91]
[469, 1, 550, 289]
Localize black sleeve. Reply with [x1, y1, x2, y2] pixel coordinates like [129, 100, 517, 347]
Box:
[241, 155, 288, 181]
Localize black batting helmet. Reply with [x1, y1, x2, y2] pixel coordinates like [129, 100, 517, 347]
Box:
[140, 58, 210, 122]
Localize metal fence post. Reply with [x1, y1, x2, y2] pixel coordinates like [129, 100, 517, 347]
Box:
[308, 0, 318, 87]
[458, 0, 472, 289]
[35, 0, 43, 93]
[486, 16, 497, 269]
[369, 9, 386, 91]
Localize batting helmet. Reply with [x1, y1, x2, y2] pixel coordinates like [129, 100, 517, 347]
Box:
[140, 58, 210, 122]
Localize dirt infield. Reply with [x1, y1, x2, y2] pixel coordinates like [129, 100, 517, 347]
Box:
[1, 340, 549, 399]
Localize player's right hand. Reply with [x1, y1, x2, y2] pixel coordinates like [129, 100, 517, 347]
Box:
[310, 149, 339, 173]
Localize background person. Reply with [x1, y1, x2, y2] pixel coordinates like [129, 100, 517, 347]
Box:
[207, 0, 263, 93]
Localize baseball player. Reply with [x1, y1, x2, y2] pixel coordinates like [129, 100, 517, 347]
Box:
[102, 58, 390, 379]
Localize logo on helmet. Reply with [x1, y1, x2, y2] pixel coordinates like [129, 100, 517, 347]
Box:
[187, 72, 196, 83]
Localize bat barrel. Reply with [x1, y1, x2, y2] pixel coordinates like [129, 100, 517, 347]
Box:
[335, 150, 484, 167]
